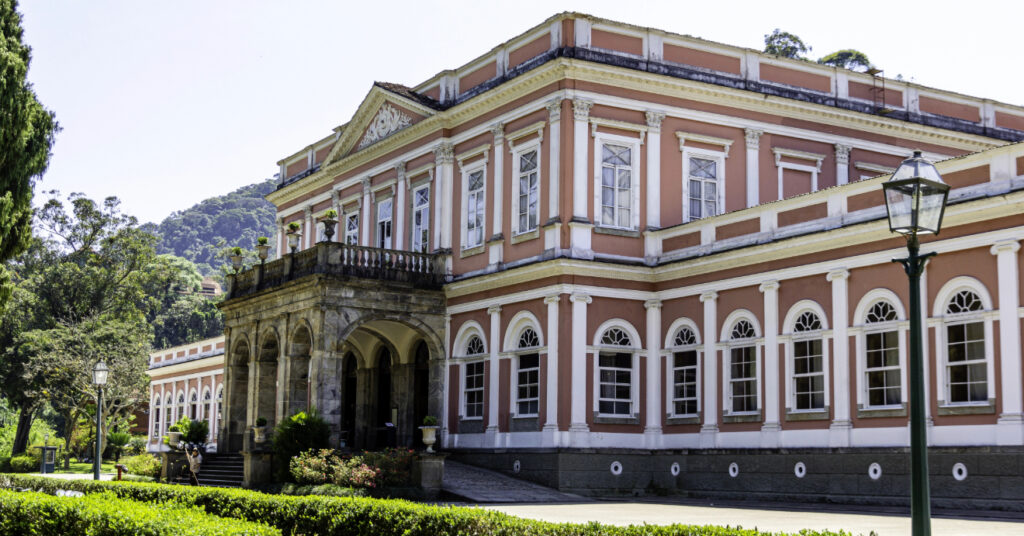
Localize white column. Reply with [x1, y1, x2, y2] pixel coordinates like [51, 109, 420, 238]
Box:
[835, 144, 851, 186]
[489, 123, 505, 265]
[645, 111, 666, 230]
[330, 190, 341, 242]
[759, 280, 780, 446]
[486, 305, 502, 444]
[993, 240, 1023, 444]
[569, 293, 592, 444]
[434, 143, 455, 251]
[700, 291, 719, 447]
[570, 100, 593, 259]
[394, 163, 406, 251]
[441, 313, 452, 448]
[827, 269, 853, 447]
[543, 294, 561, 446]
[360, 178, 372, 247]
[744, 129, 762, 208]
[304, 205, 313, 249]
[277, 217, 286, 259]
[644, 299, 663, 447]
[545, 99, 562, 252]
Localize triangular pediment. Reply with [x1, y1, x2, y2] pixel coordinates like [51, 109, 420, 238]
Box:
[325, 84, 439, 165]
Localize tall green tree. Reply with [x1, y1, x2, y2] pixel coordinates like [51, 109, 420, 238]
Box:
[763, 28, 811, 59]
[818, 49, 872, 72]
[0, 0, 58, 309]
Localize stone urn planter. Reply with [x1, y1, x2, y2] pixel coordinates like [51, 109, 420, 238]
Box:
[166, 431, 182, 447]
[253, 417, 268, 444]
[419, 426, 439, 453]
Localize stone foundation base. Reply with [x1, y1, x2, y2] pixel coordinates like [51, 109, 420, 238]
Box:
[450, 446, 1024, 512]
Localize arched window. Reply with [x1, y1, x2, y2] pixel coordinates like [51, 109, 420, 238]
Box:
[216, 386, 224, 429]
[176, 392, 186, 424]
[945, 290, 987, 404]
[202, 388, 212, 423]
[463, 335, 486, 419]
[727, 318, 759, 415]
[189, 390, 199, 420]
[152, 394, 162, 439]
[668, 324, 700, 417]
[596, 325, 636, 417]
[791, 311, 825, 412]
[865, 300, 901, 408]
[516, 328, 540, 416]
[163, 394, 173, 436]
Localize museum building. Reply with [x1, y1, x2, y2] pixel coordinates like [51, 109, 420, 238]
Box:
[215, 12, 1024, 504]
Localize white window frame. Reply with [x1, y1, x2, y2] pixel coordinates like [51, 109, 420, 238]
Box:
[772, 148, 824, 201]
[511, 141, 542, 236]
[163, 394, 173, 436]
[376, 197, 393, 249]
[853, 289, 908, 412]
[664, 318, 702, 419]
[515, 349, 541, 417]
[152, 394, 162, 439]
[590, 320, 642, 419]
[932, 277, 996, 409]
[344, 212, 360, 246]
[720, 312, 762, 417]
[411, 184, 430, 253]
[681, 148, 726, 222]
[215, 385, 224, 434]
[189, 388, 200, 420]
[593, 133, 641, 231]
[201, 387, 211, 423]
[463, 360, 486, 420]
[461, 161, 487, 250]
[176, 392, 186, 423]
[782, 302, 831, 415]
[453, 322, 488, 421]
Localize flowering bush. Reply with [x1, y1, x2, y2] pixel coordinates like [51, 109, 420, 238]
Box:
[123, 454, 161, 478]
[289, 449, 339, 485]
[360, 448, 414, 487]
[332, 456, 381, 489]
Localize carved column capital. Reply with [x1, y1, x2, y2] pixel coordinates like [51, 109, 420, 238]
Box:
[433, 142, 455, 165]
[570, 293, 593, 304]
[991, 240, 1021, 256]
[645, 111, 666, 131]
[546, 99, 563, 122]
[487, 304, 502, 315]
[758, 280, 780, 293]
[490, 122, 505, 141]
[544, 294, 562, 305]
[699, 291, 718, 303]
[395, 161, 406, 181]
[572, 99, 593, 121]
[304, 205, 313, 218]
[834, 144, 852, 165]
[744, 128, 763, 149]
[826, 269, 850, 282]
[644, 299, 663, 310]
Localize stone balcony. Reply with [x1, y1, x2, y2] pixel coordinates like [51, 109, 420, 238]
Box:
[225, 242, 447, 300]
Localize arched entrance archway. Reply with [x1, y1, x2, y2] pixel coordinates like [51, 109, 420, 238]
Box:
[287, 325, 312, 417]
[225, 339, 250, 451]
[341, 352, 358, 447]
[412, 340, 429, 448]
[256, 333, 279, 426]
[373, 348, 393, 449]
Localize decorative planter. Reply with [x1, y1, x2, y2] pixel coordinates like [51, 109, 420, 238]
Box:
[229, 254, 244, 272]
[256, 244, 270, 261]
[419, 425, 439, 453]
[252, 426, 267, 444]
[322, 219, 337, 242]
[167, 431, 182, 447]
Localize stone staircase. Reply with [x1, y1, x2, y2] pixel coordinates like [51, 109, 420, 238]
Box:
[171, 453, 244, 488]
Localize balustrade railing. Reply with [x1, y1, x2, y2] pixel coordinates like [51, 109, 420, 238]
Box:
[227, 242, 445, 299]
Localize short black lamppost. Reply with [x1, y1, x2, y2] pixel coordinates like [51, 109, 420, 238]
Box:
[92, 360, 109, 481]
[882, 150, 950, 536]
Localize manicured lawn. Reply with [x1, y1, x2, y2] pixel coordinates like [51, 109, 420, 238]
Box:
[52, 461, 117, 474]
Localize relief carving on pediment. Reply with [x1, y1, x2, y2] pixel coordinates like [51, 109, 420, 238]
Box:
[357, 103, 413, 150]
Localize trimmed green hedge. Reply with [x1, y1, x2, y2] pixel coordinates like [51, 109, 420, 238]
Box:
[0, 474, 853, 536]
[0, 488, 279, 535]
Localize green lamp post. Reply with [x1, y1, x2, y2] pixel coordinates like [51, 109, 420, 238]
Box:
[882, 150, 950, 536]
[93, 360, 109, 481]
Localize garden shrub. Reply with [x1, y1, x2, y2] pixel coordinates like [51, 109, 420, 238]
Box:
[0, 474, 855, 536]
[106, 431, 131, 461]
[0, 457, 10, 472]
[123, 453, 161, 478]
[332, 456, 382, 489]
[360, 447, 414, 486]
[9, 455, 36, 473]
[0, 489, 280, 535]
[290, 448, 339, 485]
[125, 435, 148, 455]
[278, 482, 365, 498]
[273, 409, 329, 481]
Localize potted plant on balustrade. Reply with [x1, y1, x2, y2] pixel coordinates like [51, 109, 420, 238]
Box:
[287, 222, 301, 253]
[256, 236, 271, 261]
[166, 425, 183, 448]
[252, 417, 269, 444]
[322, 209, 338, 242]
[229, 246, 244, 273]
[419, 415, 440, 453]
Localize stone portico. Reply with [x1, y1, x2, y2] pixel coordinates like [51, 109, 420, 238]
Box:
[218, 243, 446, 485]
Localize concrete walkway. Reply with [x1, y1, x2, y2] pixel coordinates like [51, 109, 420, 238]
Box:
[484, 502, 1024, 536]
[28, 472, 115, 481]
[442, 460, 589, 503]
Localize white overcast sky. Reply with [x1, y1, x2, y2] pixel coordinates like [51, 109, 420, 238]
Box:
[17, 0, 1023, 224]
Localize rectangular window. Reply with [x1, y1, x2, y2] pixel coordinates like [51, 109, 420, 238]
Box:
[345, 213, 359, 245]
[730, 346, 758, 413]
[793, 339, 825, 410]
[376, 199, 393, 249]
[516, 354, 539, 415]
[517, 150, 539, 234]
[464, 361, 485, 418]
[947, 321, 987, 403]
[672, 350, 699, 416]
[411, 186, 430, 252]
[598, 352, 632, 415]
[687, 156, 719, 221]
[866, 330, 901, 406]
[465, 170, 485, 248]
[600, 144, 632, 228]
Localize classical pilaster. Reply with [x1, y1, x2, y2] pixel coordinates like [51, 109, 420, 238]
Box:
[993, 240, 1023, 444]
[360, 178, 372, 247]
[835, 144, 851, 186]
[486, 305, 502, 444]
[644, 299, 663, 447]
[277, 216, 286, 260]
[489, 123, 505, 265]
[303, 205, 314, 249]
[433, 143, 455, 251]
[441, 313, 452, 448]
[570, 100, 594, 259]
[744, 129, 762, 208]
[330, 190, 341, 243]
[645, 111, 666, 230]
[545, 99, 562, 252]
[699, 291, 719, 447]
[569, 293, 592, 445]
[543, 294, 561, 446]
[394, 163, 407, 251]
[827, 269, 853, 447]
[759, 280, 781, 447]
